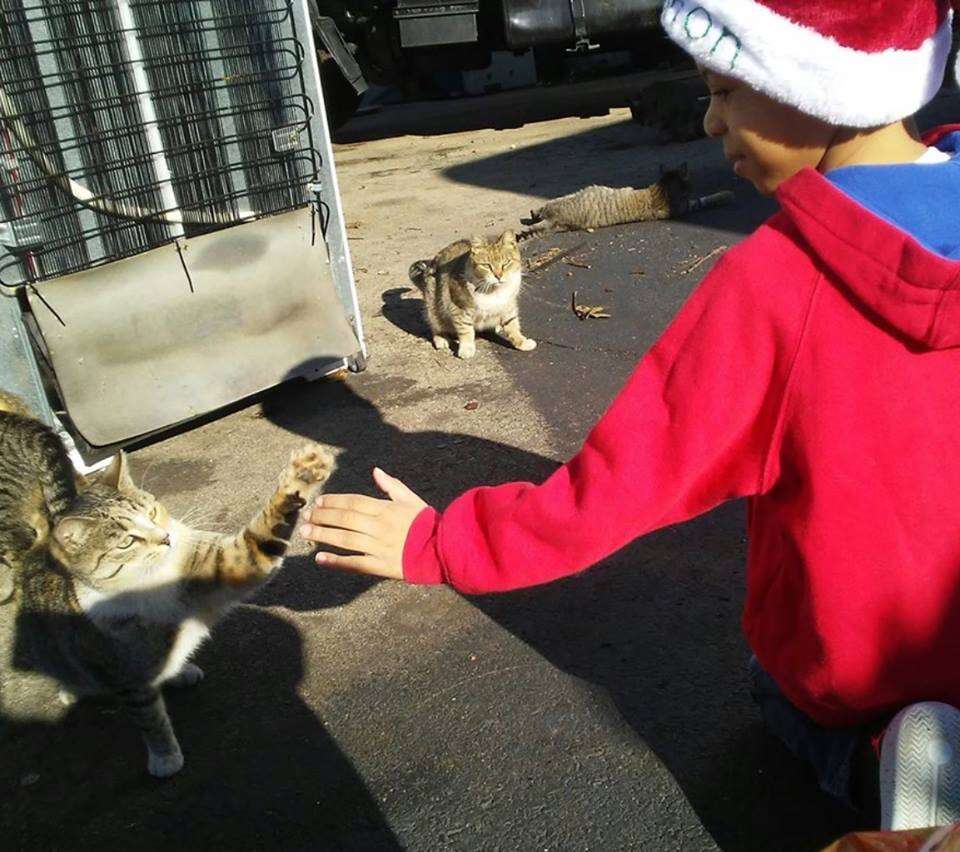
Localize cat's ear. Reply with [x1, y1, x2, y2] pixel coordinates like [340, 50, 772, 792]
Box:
[499, 230, 517, 245]
[53, 517, 94, 552]
[99, 452, 136, 493]
[470, 235, 486, 250]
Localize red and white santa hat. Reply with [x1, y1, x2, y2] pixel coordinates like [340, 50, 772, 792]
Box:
[661, 0, 958, 128]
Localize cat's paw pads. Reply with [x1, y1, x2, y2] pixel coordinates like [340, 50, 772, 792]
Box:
[148, 747, 184, 778]
[517, 338, 537, 351]
[432, 336, 450, 351]
[167, 662, 204, 688]
[57, 689, 77, 707]
[456, 342, 476, 359]
[287, 445, 335, 487]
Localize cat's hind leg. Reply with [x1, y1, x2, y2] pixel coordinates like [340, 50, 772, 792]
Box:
[122, 686, 183, 777]
[498, 316, 537, 352]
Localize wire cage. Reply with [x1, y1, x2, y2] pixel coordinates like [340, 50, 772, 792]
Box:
[0, 0, 328, 288]
[0, 0, 363, 461]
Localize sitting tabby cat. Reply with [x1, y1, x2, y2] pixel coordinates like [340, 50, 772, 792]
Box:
[0, 391, 333, 777]
[518, 164, 691, 239]
[408, 230, 536, 359]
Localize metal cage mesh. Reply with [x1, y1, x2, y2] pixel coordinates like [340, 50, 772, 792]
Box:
[0, 0, 322, 288]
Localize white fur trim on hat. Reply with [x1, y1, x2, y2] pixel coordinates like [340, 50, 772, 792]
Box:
[661, 0, 954, 127]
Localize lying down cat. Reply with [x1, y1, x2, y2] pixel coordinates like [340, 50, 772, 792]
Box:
[518, 164, 692, 238]
[0, 392, 333, 777]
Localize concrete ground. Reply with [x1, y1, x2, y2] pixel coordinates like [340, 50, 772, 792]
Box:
[3, 75, 957, 851]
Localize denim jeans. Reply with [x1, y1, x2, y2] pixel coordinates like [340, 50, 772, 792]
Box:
[749, 656, 865, 806]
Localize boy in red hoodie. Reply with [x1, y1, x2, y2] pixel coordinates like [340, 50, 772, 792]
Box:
[301, 0, 960, 830]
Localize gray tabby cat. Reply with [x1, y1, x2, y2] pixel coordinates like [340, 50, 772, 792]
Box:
[518, 164, 691, 239]
[0, 391, 333, 777]
[408, 230, 535, 359]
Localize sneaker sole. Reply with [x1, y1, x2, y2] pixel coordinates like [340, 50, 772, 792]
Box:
[880, 702, 960, 830]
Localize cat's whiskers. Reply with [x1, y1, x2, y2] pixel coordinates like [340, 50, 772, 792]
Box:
[176, 505, 218, 530]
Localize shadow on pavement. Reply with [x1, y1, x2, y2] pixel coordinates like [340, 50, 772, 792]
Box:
[1, 553, 400, 851]
[262, 376, 864, 851]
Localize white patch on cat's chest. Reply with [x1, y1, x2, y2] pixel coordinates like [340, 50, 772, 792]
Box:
[155, 618, 209, 686]
[473, 275, 520, 322]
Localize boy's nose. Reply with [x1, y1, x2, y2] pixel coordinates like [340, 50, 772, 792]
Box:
[703, 101, 726, 139]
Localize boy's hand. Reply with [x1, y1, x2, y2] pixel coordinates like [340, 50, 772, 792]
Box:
[298, 468, 428, 579]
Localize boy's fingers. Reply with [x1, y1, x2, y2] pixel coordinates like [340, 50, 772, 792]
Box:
[303, 506, 382, 536]
[312, 493, 384, 515]
[373, 467, 426, 506]
[300, 525, 378, 555]
[315, 551, 395, 577]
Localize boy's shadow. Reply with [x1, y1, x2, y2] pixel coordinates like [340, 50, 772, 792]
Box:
[263, 375, 866, 851]
[1, 595, 401, 850]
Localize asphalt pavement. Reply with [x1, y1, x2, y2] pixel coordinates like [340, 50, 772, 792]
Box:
[2, 79, 957, 852]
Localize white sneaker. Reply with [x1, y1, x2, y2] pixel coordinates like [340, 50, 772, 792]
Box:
[880, 702, 960, 830]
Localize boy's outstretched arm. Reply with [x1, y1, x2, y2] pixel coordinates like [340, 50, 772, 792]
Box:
[301, 232, 817, 593]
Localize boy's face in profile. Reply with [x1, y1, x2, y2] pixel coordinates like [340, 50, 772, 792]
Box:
[702, 70, 835, 195]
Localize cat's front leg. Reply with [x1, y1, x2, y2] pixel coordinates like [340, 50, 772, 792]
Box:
[121, 686, 183, 778]
[498, 315, 537, 352]
[183, 444, 334, 590]
[431, 334, 450, 351]
[454, 322, 476, 359]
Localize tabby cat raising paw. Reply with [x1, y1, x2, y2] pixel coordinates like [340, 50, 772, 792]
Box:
[1, 393, 334, 778]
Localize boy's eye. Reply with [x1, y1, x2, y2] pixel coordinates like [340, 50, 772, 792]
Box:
[709, 89, 730, 99]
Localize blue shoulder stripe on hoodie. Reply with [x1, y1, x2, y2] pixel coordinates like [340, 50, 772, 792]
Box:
[825, 131, 960, 261]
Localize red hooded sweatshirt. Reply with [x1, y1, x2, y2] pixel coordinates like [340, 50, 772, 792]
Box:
[403, 130, 960, 727]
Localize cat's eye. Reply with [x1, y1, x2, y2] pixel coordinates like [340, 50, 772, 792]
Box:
[116, 535, 136, 550]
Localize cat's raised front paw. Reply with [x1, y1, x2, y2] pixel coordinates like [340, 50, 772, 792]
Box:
[148, 746, 184, 778]
[457, 341, 476, 359]
[286, 444, 335, 488]
[517, 338, 537, 352]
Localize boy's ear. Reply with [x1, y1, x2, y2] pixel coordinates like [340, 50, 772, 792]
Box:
[98, 451, 136, 493]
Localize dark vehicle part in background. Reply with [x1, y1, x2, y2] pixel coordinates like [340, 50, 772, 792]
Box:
[309, 0, 669, 127]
